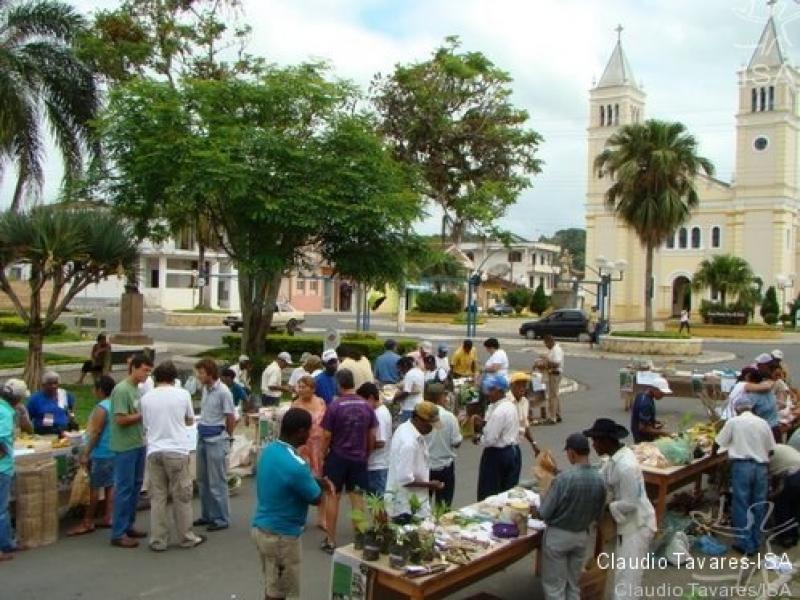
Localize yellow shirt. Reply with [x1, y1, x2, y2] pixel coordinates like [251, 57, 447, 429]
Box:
[451, 347, 477, 377]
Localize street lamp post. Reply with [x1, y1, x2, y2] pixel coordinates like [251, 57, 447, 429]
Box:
[776, 274, 794, 317]
[466, 271, 486, 338]
[583, 256, 627, 332]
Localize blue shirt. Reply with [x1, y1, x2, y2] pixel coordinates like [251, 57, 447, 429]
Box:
[315, 372, 338, 406]
[374, 351, 401, 384]
[631, 392, 656, 443]
[252, 440, 321, 536]
[752, 391, 779, 427]
[229, 382, 248, 407]
[27, 390, 75, 434]
[0, 399, 15, 476]
[90, 399, 114, 460]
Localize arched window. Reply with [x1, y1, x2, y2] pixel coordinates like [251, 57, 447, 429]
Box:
[752, 88, 758, 112]
[678, 227, 688, 249]
[614, 103, 619, 125]
[600, 105, 605, 126]
[711, 226, 721, 249]
[768, 86, 775, 111]
[666, 234, 675, 249]
[691, 227, 701, 249]
[760, 87, 766, 111]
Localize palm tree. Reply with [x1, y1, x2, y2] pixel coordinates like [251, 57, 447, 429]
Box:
[0, 206, 138, 388]
[0, 0, 99, 211]
[691, 254, 756, 306]
[594, 120, 714, 331]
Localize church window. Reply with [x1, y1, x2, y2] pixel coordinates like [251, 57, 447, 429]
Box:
[751, 88, 757, 112]
[600, 105, 605, 126]
[614, 104, 619, 125]
[666, 234, 675, 249]
[607, 105, 612, 126]
[759, 87, 766, 111]
[711, 226, 721, 249]
[678, 227, 688, 249]
[691, 227, 701, 249]
[753, 136, 769, 151]
[768, 86, 775, 111]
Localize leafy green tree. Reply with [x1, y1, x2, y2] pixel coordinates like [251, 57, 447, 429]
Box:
[1, 0, 99, 211]
[505, 287, 532, 314]
[529, 283, 549, 315]
[0, 207, 138, 388]
[594, 120, 714, 331]
[99, 66, 422, 357]
[372, 36, 543, 246]
[761, 286, 780, 325]
[540, 228, 585, 271]
[691, 254, 756, 307]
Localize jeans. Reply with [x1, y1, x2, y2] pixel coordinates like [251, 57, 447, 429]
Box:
[429, 462, 455, 507]
[477, 445, 520, 501]
[148, 452, 195, 548]
[730, 459, 768, 554]
[0, 473, 15, 552]
[366, 469, 388, 496]
[774, 470, 800, 543]
[112, 446, 146, 540]
[542, 526, 590, 600]
[197, 435, 230, 527]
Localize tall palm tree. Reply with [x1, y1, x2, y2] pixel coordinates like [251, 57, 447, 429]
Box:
[691, 254, 756, 306]
[0, 0, 99, 211]
[594, 120, 714, 331]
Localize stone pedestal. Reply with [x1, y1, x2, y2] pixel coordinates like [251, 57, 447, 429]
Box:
[111, 290, 153, 345]
[550, 288, 578, 310]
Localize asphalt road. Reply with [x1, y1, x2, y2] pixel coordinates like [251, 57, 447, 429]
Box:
[9, 311, 799, 599]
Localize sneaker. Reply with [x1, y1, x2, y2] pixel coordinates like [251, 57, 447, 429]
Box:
[180, 534, 207, 549]
[206, 523, 229, 532]
[148, 541, 168, 552]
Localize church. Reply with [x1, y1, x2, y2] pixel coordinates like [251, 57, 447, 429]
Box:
[584, 12, 800, 322]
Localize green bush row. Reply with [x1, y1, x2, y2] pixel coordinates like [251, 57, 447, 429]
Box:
[415, 291, 461, 314]
[0, 316, 67, 335]
[222, 333, 420, 361]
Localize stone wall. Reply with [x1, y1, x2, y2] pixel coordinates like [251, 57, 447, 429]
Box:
[600, 336, 703, 356]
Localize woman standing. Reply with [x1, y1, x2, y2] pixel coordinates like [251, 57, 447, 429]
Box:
[292, 375, 327, 529]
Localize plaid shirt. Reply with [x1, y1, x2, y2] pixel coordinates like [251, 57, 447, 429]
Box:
[539, 463, 606, 532]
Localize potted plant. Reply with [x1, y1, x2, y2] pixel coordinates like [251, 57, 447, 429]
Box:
[388, 526, 407, 569]
[351, 508, 368, 550]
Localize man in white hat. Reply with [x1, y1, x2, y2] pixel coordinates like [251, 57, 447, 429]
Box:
[0, 379, 30, 561]
[230, 355, 252, 391]
[630, 376, 672, 443]
[261, 352, 294, 407]
[315, 350, 339, 406]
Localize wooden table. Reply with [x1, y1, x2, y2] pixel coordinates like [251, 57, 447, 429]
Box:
[333, 529, 542, 600]
[620, 369, 729, 410]
[641, 451, 727, 525]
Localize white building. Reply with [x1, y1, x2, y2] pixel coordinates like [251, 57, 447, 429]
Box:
[459, 238, 562, 293]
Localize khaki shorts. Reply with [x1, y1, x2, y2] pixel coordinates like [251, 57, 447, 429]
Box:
[251, 527, 301, 599]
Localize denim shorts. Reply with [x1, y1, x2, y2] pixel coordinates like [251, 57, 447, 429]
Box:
[90, 457, 115, 489]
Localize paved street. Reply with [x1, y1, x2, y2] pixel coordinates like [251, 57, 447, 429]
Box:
[6, 311, 800, 599]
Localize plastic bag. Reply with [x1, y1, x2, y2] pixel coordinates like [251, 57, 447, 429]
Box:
[664, 532, 692, 566]
[654, 436, 693, 466]
[533, 450, 558, 495]
[69, 466, 90, 508]
[694, 534, 727, 556]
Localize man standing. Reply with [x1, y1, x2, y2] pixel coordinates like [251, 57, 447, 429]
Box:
[679, 309, 691, 335]
[542, 335, 564, 424]
[359, 382, 392, 497]
[588, 307, 600, 350]
[194, 358, 236, 532]
[510, 372, 539, 458]
[451, 339, 478, 380]
[476, 375, 520, 501]
[0, 379, 29, 561]
[408, 340, 433, 370]
[385, 401, 444, 523]
[374, 339, 401, 384]
[339, 347, 374, 390]
[252, 408, 334, 600]
[482, 338, 509, 379]
[261, 352, 293, 407]
[535, 433, 606, 600]
[714, 397, 775, 555]
[630, 377, 672, 443]
[769, 443, 800, 548]
[583, 418, 656, 600]
[314, 350, 339, 406]
[319, 369, 377, 553]
[393, 356, 425, 423]
[141, 361, 206, 551]
[26, 371, 77, 435]
[424, 384, 462, 507]
[109, 354, 153, 548]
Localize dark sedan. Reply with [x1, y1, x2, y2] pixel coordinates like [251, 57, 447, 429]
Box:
[519, 309, 589, 340]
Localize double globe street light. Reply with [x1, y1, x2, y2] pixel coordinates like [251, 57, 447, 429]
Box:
[583, 256, 627, 332]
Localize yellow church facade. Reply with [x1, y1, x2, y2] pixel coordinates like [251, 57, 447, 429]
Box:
[585, 15, 800, 322]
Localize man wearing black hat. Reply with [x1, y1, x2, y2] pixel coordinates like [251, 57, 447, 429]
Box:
[583, 418, 656, 600]
[534, 433, 606, 600]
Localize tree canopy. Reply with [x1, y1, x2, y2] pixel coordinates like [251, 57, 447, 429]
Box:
[540, 228, 585, 271]
[691, 254, 756, 307]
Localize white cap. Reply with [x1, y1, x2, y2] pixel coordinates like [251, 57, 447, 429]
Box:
[238, 354, 250, 363]
[2, 378, 29, 400]
[772, 349, 784, 361]
[420, 341, 433, 353]
[651, 376, 672, 394]
[755, 353, 774, 365]
[322, 349, 338, 363]
[277, 352, 293, 364]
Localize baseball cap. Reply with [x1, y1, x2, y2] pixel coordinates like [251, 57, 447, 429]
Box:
[413, 401, 441, 427]
[238, 354, 250, 363]
[772, 349, 784, 361]
[483, 374, 510, 392]
[437, 343, 449, 354]
[564, 432, 590, 453]
[299, 351, 311, 363]
[755, 353, 774, 365]
[651, 376, 672, 394]
[277, 352, 293, 364]
[420, 341, 433, 353]
[321, 349, 338, 363]
[2, 378, 29, 401]
[510, 372, 532, 385]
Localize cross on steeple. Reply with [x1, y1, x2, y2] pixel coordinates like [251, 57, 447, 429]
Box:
[615, 24, 623, 42]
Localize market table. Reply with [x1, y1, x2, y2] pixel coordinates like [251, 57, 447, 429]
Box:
[641, 451, 728, 525]
[619, 368, 731, 411]
[332, 529, 542, 600]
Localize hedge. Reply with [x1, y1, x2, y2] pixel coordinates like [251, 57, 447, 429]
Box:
[0, 316, 67, 335]
[222, 333, 420, 361]
[415, 292, 461, 314]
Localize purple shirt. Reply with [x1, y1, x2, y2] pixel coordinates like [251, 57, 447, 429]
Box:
[321, 394, 378, 463]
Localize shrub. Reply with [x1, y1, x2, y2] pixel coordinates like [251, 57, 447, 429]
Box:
[763, 312, 779, 325]
[529, 283, 549, 316]
[698, 300, 748, 325]
[222, 334, 419, 362]
[415, 292, 461, 314]
[0, 316, 67, 335]
[505, 288, 532, 314]
[760, 286, 780, 324]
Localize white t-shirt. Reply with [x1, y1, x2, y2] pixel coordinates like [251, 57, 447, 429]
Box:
[547, 344, 565, 371]
[481, 396, 518, 448]
[261, 361, 282, 397]
[385, 421, 430, 518]
[485, 349, 509, 377]
[435, 356, 450, 375]
[340, 357, 375, 390]
[140, 385, 195, 456]
[138, 376, 154, 398]
[401, 367, 425, 412]
[230, 363, 250, 389]
[715, 410, 776, 463]
[424, 407, 462, 470]
[368, 404, 393, 471]
[288, 366, 308, 389]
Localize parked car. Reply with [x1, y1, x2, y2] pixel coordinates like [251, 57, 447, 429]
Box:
[487, 302, 515, 316]
[223, 302, 305, 333]
[518, 309, 589, 340]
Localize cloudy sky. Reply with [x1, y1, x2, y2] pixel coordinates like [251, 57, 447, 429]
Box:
[5, 0, 799, 239]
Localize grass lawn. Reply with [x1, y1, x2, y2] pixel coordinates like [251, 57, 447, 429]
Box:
[62, 383, 97, 427]
[0, 347, 80, 369]
[1, 330, 84, 343]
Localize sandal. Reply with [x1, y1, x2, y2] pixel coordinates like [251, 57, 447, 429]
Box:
[67, 524, 96, 537]
[320, 539, 335, 555]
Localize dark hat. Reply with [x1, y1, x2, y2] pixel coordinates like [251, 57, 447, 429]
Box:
[564, 433, 590, 453]
[582, 418, 629, 440]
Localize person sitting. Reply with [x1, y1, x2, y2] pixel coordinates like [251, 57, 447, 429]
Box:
[27, 371, 77, 435]
[78, 333, 112, 384]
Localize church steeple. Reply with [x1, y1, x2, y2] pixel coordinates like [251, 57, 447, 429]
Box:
[748, 15, 786, 69]
[596, 25, 640, 90]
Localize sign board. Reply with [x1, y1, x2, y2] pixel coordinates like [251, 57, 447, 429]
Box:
[324, 328, 340, 352]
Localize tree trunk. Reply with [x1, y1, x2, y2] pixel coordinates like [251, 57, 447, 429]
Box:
[644, 243, 654, 331]
[355, 283, 363, 332]
[396, 282, 406, 333]
[238, 270, 282, 359]
[720, 289, 727, 307]
[24, 327, 44, 392]
[198, 242, 207, 309]
[10, 172, 26, 213]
